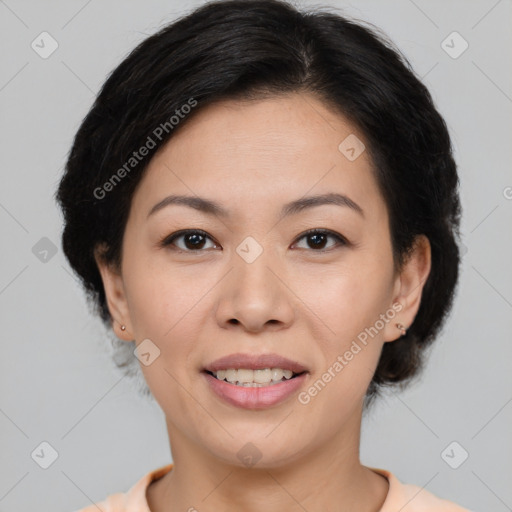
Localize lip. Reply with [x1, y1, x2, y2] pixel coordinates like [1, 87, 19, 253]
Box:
[203, 371, 308, 410]
[203, 353, 308, 373]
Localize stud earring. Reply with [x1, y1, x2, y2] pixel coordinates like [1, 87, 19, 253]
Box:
[396, 323, 407, 336]
[120, 324, 126, 331]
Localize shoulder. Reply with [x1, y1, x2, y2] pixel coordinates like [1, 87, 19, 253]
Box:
[71, 491, 126, 512]
[71, 463, 174, 512]
[369, 467, 473, 512]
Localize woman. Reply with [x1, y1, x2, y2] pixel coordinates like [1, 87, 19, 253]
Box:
[57, 0, 471, 510]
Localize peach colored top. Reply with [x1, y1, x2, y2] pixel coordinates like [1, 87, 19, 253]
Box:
[73, 463, 472, 511]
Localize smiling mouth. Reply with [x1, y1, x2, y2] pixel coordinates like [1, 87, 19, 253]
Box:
[204, 368, 306, 387]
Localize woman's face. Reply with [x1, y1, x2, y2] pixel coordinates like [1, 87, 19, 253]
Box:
[97, 92, 430, 468]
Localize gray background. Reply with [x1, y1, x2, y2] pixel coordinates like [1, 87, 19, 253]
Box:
[1, 0, 511, 510]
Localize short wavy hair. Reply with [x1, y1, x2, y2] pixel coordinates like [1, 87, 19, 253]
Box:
[55, 0, 462, 409]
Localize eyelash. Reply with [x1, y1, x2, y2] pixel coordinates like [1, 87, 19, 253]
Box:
[159, 228, 347, 253]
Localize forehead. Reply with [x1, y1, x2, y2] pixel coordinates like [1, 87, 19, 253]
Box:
[130, 93, 387, 223]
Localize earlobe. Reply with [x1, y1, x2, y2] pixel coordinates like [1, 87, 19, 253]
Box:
[395, 323, 407, 337]
[93, 245, 134, 341]
[115, 321, 133, 341]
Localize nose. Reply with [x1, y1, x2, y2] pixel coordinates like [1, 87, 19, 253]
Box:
[214, 247, 295, 333]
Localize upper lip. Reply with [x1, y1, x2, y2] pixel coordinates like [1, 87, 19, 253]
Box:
[203, 353, 308, 374]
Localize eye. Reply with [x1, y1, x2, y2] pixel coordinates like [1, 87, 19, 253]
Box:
[159, 228, 347, 253]
[160, 229, 218, 252]
[292, 229, 347, 251]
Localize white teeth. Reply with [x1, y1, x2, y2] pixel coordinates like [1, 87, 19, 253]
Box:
[224, 369, 237, 383]
[237, 369, 254, 383]
[211, 367, 297, 386]
[216, 369, 226, 381]
[254, 368, 271, 383]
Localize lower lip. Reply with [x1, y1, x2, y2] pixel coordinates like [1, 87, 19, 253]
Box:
[203, 371, 308, 410]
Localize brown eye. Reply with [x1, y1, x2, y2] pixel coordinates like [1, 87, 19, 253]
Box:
[293, 229, 346, 251]
[160, 228, 347, 253]
[161, 230, 217, 252]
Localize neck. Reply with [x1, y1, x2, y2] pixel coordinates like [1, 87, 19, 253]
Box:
[147, 404, 389, 512]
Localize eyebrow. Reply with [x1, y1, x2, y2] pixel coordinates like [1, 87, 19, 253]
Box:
[147, 192, 364, 220]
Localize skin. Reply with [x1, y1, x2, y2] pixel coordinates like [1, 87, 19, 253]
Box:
[95, 92, 431, 512]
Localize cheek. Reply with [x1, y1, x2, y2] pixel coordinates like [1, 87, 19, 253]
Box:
[122, 258, 215, 392]
[296, 260, 389, 335]
[126, 267, 210, 413]
[297, 258, 391, 386]
[122, 248, 204, 338]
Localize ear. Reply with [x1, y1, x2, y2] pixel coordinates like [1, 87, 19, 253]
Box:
[383, 234, 432, 343]
[94, 244, 134, 341]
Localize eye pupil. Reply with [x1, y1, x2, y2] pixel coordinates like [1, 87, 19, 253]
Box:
[185, 233, 206, 249]
[309, 233, 327, 249]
